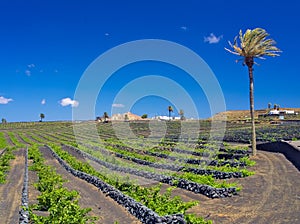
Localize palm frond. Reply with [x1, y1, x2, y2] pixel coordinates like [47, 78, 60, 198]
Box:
[225, 28, 281, 60]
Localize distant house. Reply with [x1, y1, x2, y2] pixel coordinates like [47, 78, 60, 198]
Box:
[284, 110, 295, 115]
[268, 110, 295, 115]
[155, 116, 170, 121]
[269, 110, 280, 115]
[111, 112, 142, 121]
[152, 115, 181, 121]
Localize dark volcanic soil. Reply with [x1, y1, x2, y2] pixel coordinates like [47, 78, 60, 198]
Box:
[61, 144, 300, 223]
[1, 145, 300, 224]
[0, 148, 25, 223]
[40, 146, 141, 224]
[187, 151, 300, 224]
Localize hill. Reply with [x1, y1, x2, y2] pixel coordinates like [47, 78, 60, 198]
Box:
[211, 108, 300, 121]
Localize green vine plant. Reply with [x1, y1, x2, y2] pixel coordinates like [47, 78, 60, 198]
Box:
[28, 145, 98, 223]
[49, 144, 212, 223]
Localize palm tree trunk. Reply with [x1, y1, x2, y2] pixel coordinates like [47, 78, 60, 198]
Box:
[248, 65, 257, 156]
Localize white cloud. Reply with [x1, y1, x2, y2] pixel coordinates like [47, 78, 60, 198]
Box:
[0, 96, 13, 104]
[25, 70, 31, 76]
[60, 97, 79, 107]
[41, 99, 46, 105]
[104, 33, 110, 36]
[180, 26, 188, 31]
[112, 103, 125, 108]
[204, 33, 223, 44]
[27, 64, 35, 68]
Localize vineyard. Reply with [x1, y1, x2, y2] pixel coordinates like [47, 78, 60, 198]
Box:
[0, 120, 300, 223]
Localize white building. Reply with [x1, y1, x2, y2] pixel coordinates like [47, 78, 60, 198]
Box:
[284, 110, 295, 115]
[268, 110, 295, 115]
[152, 115, 181, 121]
[269, 110, 279, 115]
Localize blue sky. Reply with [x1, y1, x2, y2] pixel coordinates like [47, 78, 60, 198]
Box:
[0, 0, 299, 121]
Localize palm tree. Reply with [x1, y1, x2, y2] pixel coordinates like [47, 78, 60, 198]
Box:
[40, 113, 45, 122]
[168, 106, 173, 120]
[268, 102, 272, 110]
[225, 28, 281, 156]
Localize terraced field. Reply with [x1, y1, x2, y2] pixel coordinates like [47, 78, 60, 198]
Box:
[0, 120, 299, 223]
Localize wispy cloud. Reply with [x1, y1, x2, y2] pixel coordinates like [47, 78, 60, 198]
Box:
[59, 97, 79, 107]
[41, 99, 46, 105]
[112, 103, 125, 108]
[204, 33, 223, 44]
[104, 33, 110, 36]
[24, 63, 36, 76]
[25, 70, 31, 76]
[0, 96, 13, 104]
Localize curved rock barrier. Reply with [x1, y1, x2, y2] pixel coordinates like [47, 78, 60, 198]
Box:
[45, 145, 186, 224]
[208, 160, 246, 167]
[219, 147, 251, 155]
[79, 143, 243, 178]
[257, 141, 300, 172]
[217, 153, 248, 160]
[19, 148, 29, 224]
[63, 144, 238, 197]
[108, 143, 212, 165]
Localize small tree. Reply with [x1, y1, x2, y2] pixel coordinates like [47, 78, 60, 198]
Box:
[1, 118, 7, 124]
[103, 112, 109, 123]
[168, 106, 173, 121]
[179, 109, 185, 120]
[124, 114, 129, 122]
[141, 114, 148, 119]
[40, 113, 45, 122]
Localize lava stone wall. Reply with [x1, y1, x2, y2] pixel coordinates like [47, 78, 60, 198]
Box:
[19, 148, 29, 224]
[257, 141, 300, 171]
[45, 145, 186, 224]
[63, 145, 238, 198]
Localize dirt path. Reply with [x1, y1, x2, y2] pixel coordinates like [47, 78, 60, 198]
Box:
[0, 148, 25, 223]
[3, 132, 14, 147]
[40, 146, 141, 224]
[14, 132, 29, 145]
[187, 151, 300, 224]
